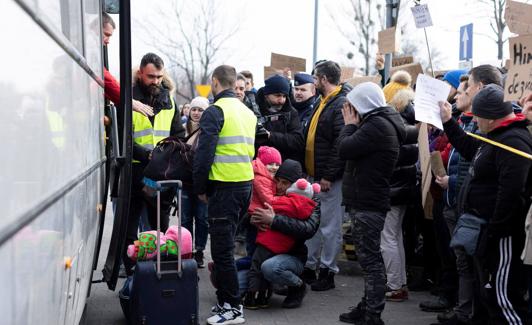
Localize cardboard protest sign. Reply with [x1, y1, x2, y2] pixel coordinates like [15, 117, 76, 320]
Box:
[504, 34, 532, 101]
[340, 67, 355, 82]
[390, 62, 424, 84]
[505, 0, 532, 35]
[430, 151, 446, 177]
[411, 4, 433, 29]
[378, 27, 400, 54]
[345, 75, 382, 87]
[418, 123, 432, 209]
[414, 74, 451, 130]
[271, 53, 306, 73]
[264, 66, 282, 79]
[392, 56, 414, 67]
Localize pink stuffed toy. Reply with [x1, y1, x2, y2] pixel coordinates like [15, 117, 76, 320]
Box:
[127, 231, 166, 262]
[165, 225, 193, 259]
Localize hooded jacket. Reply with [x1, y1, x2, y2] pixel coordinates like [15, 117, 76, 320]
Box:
[255, 88, 304, 162]
[444, 115, 532, 238]
[305, 83, 352, 181]
[248, 159, 276, 214]
[340, 106, 406, 212]
[257, 193, 317, 254]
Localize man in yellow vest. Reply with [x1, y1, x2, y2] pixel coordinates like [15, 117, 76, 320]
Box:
[122, 53, 185, 276]
[193, 65, 256, 325]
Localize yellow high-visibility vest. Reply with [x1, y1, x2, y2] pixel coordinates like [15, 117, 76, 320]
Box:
[209, 97, 256, 182]
[132, 97, 175, 163]
[46, 110, 65, 150]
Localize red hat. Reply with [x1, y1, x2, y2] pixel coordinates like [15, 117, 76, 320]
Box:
[257, 146, 282, 165]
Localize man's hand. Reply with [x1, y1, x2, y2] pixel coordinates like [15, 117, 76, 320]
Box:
[342, 102, 360, 125]
[251, 203, 275, 230]
[439, 101, 452, 123]
[375, 53, 385, 71]
[133, 99, 154, 117]
[435, 175, 449, 190]
[319, 178, 331, 192]
[198, 194, 208, 203]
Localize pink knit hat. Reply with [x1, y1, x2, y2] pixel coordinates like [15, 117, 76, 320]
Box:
[257, 146, 282, 165]
[286, 178, 321, 199]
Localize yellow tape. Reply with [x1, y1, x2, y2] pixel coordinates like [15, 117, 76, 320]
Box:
[466, 132, 532, 160]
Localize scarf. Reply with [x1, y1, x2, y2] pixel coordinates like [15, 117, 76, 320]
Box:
[305, 86, 342, 176]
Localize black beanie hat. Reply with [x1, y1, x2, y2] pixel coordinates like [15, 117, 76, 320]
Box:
[275, 159, 302, 183]
[263, 75, 290, 96]
[472, 84, 513, 119]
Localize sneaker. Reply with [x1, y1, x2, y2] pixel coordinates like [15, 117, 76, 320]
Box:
[311, 269, 335, 291]
[419, 296, 453, 312]
[206, 303, 245, 325]
[194, 250, 205, 268]
[243, 291, 258, 310]
[211, 303, 224, 315]
[385, 288, 408, 302]
[339, 302, 365, 324]
[282, 283, 307, 308]
[301, 267, 317, 284]
[256, 290, 270, 309]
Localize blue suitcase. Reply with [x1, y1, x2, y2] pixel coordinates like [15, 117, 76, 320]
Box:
[129, 180, 199, 325]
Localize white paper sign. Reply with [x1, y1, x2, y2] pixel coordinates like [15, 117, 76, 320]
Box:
[414, 74, 451, 130]
[411, 4, 433, 28]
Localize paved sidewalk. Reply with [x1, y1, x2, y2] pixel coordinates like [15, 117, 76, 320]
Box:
[85, 205, 436, 325]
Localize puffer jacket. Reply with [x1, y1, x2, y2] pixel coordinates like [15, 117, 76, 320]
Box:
[270, 197, 320, 263]
[255, 88, 304, 162]
[340, 106, 406, 213]
[248, 159, 276, 214]
[389, 124, 419, 205]
[306, 83, 352, 181]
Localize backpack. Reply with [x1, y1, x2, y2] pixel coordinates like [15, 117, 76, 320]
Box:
[143, 129, 199, 186]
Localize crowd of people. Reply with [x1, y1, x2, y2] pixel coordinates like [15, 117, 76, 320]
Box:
[101, 12, 532, 325]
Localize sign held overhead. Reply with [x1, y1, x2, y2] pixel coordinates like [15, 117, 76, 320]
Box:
[270, 53, 306, 74]
[504, 34, 532, 101]
[378, 27, 400, 54]
[505, 0, 532, 35]
[411, 4, 433, 29]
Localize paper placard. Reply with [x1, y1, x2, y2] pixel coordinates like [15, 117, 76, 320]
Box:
[345, 75, 382, 87]
[414, 74, 451, 130]
[504, 34, 532, 101]
[430, 151, 447, 177]
[418, 123, 432, 209]
[505, 0, 532, 35]
[390, 62, 424, 84]
[378, 27, 400, 54]
[392, 56, 414, 67]
[340, 67, 355, 82]
[411, 4, 433, 29]
[271, 53, 306, 74]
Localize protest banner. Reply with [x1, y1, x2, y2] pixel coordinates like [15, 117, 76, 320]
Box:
[414, 74, 451, 130]
[345, 75, 382, 87]
[504, 34, 532, 101]
[505, 0, 532, 35]
[271, 53, 306, 73]
[340, 67, 355, 82]
[411, 4, 433, 29]
[390, 62, 424, 84]
[430, 151, 447, 177]
[264, 66, 282, 79]
[378, 27, 400, 54]
[418, 123, 432, 210]
[392, 56, 414, 67]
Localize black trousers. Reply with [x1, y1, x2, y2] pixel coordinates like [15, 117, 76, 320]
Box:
[208, 182, 252, 307]
[248, 245, 275, 292]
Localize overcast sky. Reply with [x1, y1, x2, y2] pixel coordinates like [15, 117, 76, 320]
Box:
[108, 0, 517, 89]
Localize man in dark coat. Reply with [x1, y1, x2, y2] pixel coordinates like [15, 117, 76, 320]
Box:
[338, 82, 406, 325]
[292, 72, 320, 130]
[302, 61, 351, 291]
[255, 75, 305, 162]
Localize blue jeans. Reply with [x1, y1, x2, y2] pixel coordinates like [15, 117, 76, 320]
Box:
[182, 189, 208, 251]
[261, 254, 304, 287]
[208, 182, 252, 307]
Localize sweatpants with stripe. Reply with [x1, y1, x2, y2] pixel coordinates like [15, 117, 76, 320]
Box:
[474, 235, 527, 325]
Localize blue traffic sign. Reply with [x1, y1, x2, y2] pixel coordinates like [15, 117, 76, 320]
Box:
[459, 23, 473, 61]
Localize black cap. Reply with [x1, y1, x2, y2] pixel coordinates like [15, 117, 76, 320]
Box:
[263, 75, 290, 96]
[275, 159, 302, 183]
[294, 73, 314, 86]
[472, 84, 513, 120]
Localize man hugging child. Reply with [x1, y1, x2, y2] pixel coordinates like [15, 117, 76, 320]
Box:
[244, 146, 320, 309]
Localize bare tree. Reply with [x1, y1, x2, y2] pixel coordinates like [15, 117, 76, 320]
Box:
[330, 0, 385, 75]
[477, 0, 506, 60]
[135, 0, 239, 101]
[400, 36, 446, 72]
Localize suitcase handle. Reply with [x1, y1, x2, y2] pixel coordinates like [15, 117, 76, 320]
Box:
[156, 180, 183, 279]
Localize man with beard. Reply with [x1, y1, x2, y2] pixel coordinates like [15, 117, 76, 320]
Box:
[255, 74, 304, 161]
[292, 73, 319, 130]
[122, 52, 185, 276]
[302, 60, 351, 291]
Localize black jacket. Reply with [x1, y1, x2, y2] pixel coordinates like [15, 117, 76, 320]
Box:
[255, 88, 304, 162]
[271, 197, 320, 263]
[292, 95, 320, 131]
[339, 107, 406, 213]
[390, 124, 419, 205]
[444, 116, 532, 238]
[306, 83, 351, 181]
